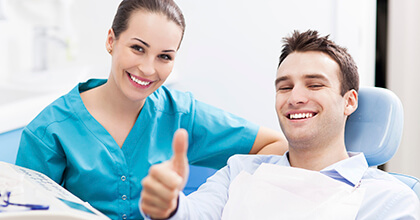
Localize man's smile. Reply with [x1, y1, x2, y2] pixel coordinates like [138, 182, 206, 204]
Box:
[287, 112, 317, 120]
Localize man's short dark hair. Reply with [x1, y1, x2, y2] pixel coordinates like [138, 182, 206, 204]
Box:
[278, 30, 359, 95]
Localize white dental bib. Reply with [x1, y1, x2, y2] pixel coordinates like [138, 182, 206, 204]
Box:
[221, 163, 365, 220]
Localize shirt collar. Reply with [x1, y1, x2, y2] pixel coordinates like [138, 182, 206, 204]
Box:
[277, 152, 292, 167]
[281, 151, 368, 186]
[321, 152, 369, 186]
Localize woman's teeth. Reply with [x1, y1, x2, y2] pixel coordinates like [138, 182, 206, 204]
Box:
[130, 75, 151, 86]
[289, 113, 313, 119]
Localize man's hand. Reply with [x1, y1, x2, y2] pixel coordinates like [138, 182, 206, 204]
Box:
[140, 129, 190, 219]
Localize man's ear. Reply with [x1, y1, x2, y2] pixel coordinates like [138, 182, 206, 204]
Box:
[105, 28, 115, 52]
[344, 89, 358, 116]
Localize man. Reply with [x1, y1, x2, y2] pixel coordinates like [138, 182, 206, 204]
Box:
[140, 30, 420, 219]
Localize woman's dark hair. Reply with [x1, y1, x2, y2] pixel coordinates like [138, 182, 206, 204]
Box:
[111, 0, 186, 43]
[278, 30, 359, 95]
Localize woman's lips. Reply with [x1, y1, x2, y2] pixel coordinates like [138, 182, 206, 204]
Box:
[127, 72, 153, 88]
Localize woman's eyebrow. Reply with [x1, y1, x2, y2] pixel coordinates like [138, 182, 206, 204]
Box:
[162, 49, 176, 53]
[132, 37, 176, 53]
[132, 37, 150, 48]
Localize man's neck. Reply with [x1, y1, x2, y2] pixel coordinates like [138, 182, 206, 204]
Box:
[287, 144, 349, 171]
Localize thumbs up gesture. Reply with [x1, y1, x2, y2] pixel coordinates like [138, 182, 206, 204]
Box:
[140, 129, 190, 219]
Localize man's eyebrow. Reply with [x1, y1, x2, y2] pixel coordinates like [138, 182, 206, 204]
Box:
[305, 73, 329, 82]
[275, 76, 290, 86]
[275, 73, 330, 86]
[132, 38, 150, 48]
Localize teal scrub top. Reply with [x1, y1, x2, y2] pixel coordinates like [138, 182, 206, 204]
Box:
[16, 79, 259, 220]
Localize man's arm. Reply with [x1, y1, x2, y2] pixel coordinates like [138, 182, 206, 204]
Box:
[140, 129, 234, 220]
[250, 126, 288, 155]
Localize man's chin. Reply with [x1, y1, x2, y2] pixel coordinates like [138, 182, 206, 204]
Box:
[286, 135, 316, 147]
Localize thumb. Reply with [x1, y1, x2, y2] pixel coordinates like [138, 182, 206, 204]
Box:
[171, 129, 189, 181]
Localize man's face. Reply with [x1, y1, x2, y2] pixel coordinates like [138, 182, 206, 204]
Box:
[275, 51, 356, 149]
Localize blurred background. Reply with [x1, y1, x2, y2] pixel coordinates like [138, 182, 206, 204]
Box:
[0, 0, 418, 178]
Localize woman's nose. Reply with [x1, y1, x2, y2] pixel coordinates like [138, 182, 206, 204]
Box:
[138, 57, 155, 76]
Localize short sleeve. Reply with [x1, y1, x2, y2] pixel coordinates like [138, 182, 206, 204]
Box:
[187, 99, 259, 169]
[16, 127, 66, 184]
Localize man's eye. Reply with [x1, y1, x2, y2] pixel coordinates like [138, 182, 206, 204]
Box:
[278, 86, 292, 91]
[159, 54, 172, 61]
[131, 45, 144, 52]
[309, 84, 323, 88]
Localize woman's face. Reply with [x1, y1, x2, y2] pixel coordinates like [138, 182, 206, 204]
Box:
[106, 10, 183, 102]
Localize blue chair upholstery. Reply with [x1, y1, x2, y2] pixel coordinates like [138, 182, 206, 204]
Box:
[184, 165, 217, 195]
[185, 87, 420, 199]
[345, 87, 404, 166]
[0, 127, 23, 164]
[345, 87, 419, 199]
[389, 172, 420, 198]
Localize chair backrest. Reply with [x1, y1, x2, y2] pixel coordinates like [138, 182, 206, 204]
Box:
[185, 87, 420, 199]
[344, 86, 419, 198]
[345, 87, 404, 166]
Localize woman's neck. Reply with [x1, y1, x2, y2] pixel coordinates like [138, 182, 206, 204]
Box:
[100, 79, 145, 117]
[80, 78, 146, 148]
[80, 78, 145, 124]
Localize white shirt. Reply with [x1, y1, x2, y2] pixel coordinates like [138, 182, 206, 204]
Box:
[143, 152, 420, 219]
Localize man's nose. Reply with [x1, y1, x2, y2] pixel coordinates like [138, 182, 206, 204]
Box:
[288, 87, 309, 105]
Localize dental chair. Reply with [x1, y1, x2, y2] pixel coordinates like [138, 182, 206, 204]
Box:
[184, 87, 420, 199]
[344, 86, 420, 198]
[0, 128, 23, 164]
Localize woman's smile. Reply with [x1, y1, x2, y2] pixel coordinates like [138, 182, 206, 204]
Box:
[127, 71, 154, 88]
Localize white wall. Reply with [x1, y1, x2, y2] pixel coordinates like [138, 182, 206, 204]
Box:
[172, 0, 376, 131]
[0, 0, 381, 156]
[386, 0, 420, 178]
[0, 0, 120, 81]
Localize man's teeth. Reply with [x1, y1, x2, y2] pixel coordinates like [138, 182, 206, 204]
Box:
[130, 75, 151, 86]
[290, 113, 313, 119]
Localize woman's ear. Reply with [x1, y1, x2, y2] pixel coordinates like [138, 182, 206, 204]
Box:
[105, 28, 115, 53]
[344, 89, 358, 116]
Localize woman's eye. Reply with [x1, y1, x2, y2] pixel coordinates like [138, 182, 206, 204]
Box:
[131, 45, 144, 52]
[159, 54, 172, 61]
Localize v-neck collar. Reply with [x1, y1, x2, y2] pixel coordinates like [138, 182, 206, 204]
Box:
[67, 79, 152, 162]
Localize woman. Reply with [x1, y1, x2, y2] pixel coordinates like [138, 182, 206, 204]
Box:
[16, 0, 287, 219]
